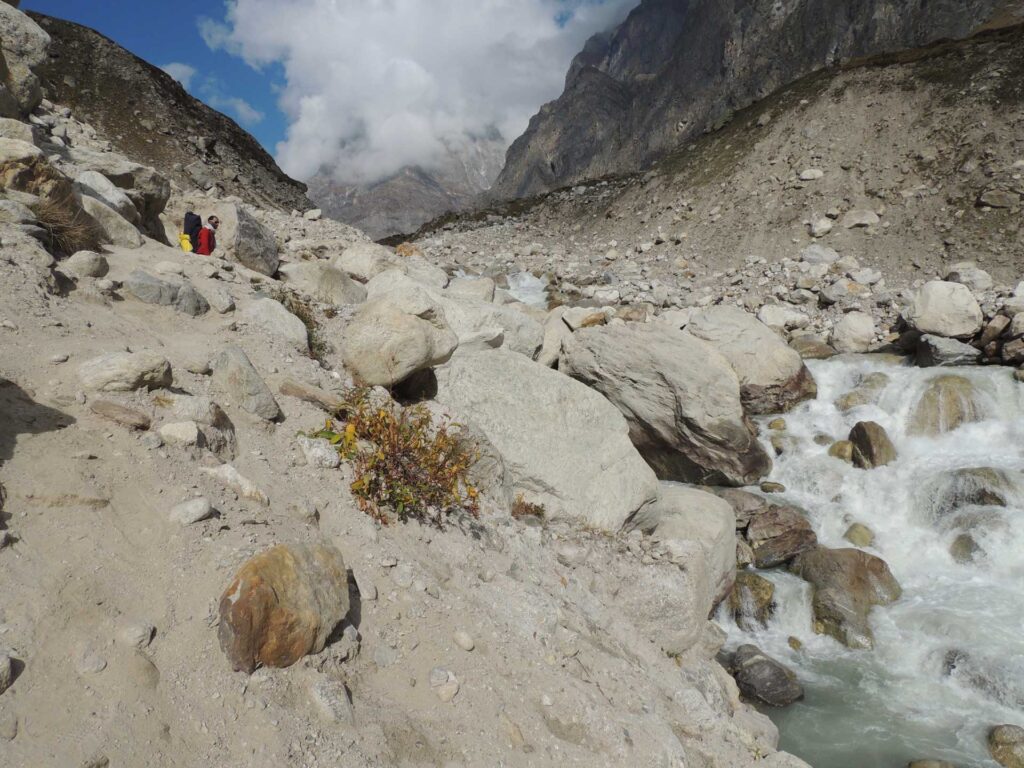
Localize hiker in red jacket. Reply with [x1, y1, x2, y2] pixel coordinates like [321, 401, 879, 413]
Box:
[195, 215, 220, 256]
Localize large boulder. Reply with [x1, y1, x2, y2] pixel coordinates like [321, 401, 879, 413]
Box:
[242, 298, 309, 351]
[278, 261, 366, 306]
[211, 345, 281, 421]
[343, 293, 458, 387]
[434, 350, 658, 530]
[212, 203, 279, 275]
[560, 323, 771, 486]
[728, 571, 776, 630]
[904, 280, 983, 339]
[332, 241, 398, 282]
[916, 334, 981, 367]
[65, 146, 170, 238]
[78, 352, 172, 392]
[0, 3, 49, 118]
[789, 546, 902, 649]
[686, 306, 817, 414]
[627, 483, 736, 605]
[80, 195, 144, 248]
[74, 170, 140, 225]
[727, 644, 804, 707]
[218, 544, 350, 674]
[122, 269, 209, 317]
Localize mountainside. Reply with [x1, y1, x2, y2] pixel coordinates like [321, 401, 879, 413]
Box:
[307, 135, 506, 240]
[492, 0, 1024, 199]
[26, 12, 311, 213]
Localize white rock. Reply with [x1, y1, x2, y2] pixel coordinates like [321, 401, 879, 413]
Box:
[757, 304, 809, 332]
[809, 216, 833, 237]
[78, 352, 172, 392]
[904, 280, 983, 339]
[200, 464, 269, 506]
[830, 311, 876, 353]
[303, 208, 323, 221]
[158, 421, 201, 446]
[242, 298, 309, 351]
[453, 631, 475, 652]
[81, 195, 144, 248]
[841, 209, 880, 229]
[278, 262, 366, 306]
[116, 621, 155, 649]
[169, 497, 214, 525]
[298, 436, 341, 469]
[74, 169, 140, 224]
[799, 168, 824, 180]
[800, 244, 840, 265]
[446, 277, 496, 302]
[61, 250, 108, 279]
[0, 653, 13, 695]
[332, 242, 397, 282]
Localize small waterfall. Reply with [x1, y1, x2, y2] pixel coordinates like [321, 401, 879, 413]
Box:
[506, 271, 549, 308]
[722, 356, 1024, 768]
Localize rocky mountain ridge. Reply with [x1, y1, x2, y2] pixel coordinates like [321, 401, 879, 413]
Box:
[492, 0, 1024, 199]
[26, 12, 311, 214]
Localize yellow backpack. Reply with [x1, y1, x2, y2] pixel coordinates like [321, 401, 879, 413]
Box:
[178, 232, 194, 253]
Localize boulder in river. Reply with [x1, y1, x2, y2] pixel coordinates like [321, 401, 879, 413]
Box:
[789, 546, 902, 650]
[849, 421, 897, 469]
[728, 571, 776, 630]
[746, 504, 818, 568]
[561, 323, 771, 486]
[218, 544, 350, 674]
[989, 724, 1024, 768]
[727, 644, 804, 707]
[916, 335, 980, 368]
[908, 375, 981, 436]
[685, 306, 817, 414]
[834, 371, 889, 412]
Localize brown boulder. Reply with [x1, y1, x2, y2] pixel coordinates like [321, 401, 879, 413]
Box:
[989, 724, 1024, 768]
[728, 571, 775, 630]
[849, 421, 897, 469]
[789, 546, 902, 649]
[218, 544, 350, 673]
[908, 375, 980, 437]
[746, 505, 818, 568]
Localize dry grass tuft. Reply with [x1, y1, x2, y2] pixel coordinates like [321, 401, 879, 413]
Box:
[33, 192, 104, 255]
[511, 494, 545, 520]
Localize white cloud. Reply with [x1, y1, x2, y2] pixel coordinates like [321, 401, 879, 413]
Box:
[207, 94, 265, 126]
[202, 0, 636, 183]
[162, 62, 197, 90]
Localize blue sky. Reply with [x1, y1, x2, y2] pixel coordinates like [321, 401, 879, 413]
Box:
[23, 1, 634, 183]
[24, 0, 287, 151]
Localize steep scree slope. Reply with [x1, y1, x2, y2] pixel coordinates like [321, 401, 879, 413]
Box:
[492, 0, 1024, 199]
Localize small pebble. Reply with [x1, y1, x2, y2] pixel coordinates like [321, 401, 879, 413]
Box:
[50, 354, 69, 364]
[453, 631, 475, 652]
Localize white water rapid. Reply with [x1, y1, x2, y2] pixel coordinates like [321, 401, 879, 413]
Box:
[720, 356, 1024, 768]
[505, 271, 549, 308]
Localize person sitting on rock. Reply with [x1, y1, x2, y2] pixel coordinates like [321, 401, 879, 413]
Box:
[195, 215, 220, 256]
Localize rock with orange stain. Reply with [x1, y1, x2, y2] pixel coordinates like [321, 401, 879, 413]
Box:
[218, 544, 350, 673]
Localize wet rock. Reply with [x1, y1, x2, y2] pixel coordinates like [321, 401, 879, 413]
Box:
[989, 725, 1024, 768]
[746, 505, 817, 567]
[916, 335, 980, 368]
[79, 352, 172, 392]
[89, 399, 150, 430]
[843, 523, 875, 548]
[949, 533, 982, 564]
[834, 372, 889, 412]
[728, 644, 803, 707]
[218, 543, 350, 673]
[849, 421, 897, 469]
[560, 323, 771, 487]
[728, 571, 775, 630]
[211, 345, 281, 421]
[908, 375, 980, 436]
[686, 306, 817, 414]
[828, 440, 854, 463]
[904, 281, 983, 339]
[789, 546, 902, 649]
